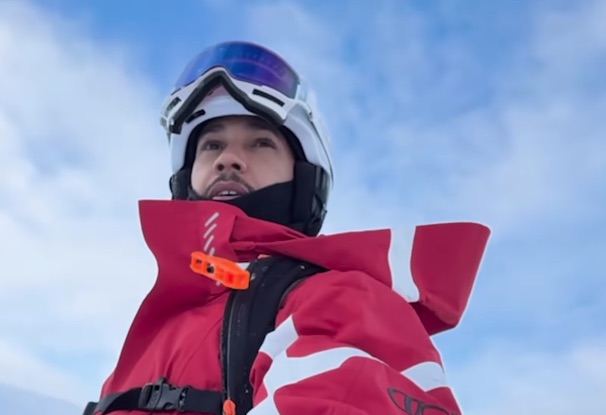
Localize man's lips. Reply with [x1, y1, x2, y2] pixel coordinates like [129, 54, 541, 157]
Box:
[207, 181, 251, 200]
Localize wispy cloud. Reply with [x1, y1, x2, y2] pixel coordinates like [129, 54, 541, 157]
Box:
[0, 338, 86, 403]
[450, 335, 606, 414]
[0, 0, 166, 401]
[0, 382, 80, 415]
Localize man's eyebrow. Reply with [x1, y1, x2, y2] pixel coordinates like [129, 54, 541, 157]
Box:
[245, 118, 278, 133]
[198, 122, 224, 137]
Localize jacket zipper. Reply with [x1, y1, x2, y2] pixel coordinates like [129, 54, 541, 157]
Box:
[221, 259, 259, 414]
[221, 290, 236, 409]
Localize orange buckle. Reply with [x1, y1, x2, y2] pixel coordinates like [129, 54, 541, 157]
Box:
[190, 251, 250, 290]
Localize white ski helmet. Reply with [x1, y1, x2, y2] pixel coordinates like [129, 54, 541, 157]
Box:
[159, 41, 335, 235]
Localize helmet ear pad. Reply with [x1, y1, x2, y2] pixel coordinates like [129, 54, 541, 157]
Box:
[291, 161, 329, 236]
[169, 168, 191, 200]
[278, 125, 330, 235]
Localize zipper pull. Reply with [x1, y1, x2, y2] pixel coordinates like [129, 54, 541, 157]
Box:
[223, 398, 236, 415]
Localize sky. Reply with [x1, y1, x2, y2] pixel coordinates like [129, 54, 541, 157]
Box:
[0, 0, 605, 413]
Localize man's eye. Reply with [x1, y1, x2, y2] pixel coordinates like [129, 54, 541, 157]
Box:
[199, 140, 222, 151]
[254, 138, 276, 148]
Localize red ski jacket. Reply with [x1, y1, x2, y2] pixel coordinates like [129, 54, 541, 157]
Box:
[95, 199, 490, 415]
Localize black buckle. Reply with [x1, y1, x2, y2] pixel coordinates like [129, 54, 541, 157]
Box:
[138, 377, 189, 412]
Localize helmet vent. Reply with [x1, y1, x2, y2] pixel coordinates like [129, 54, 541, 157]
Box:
[252, 89, 285, 107]
[164, 96, 182, 117]
[185, 109, 206, 125]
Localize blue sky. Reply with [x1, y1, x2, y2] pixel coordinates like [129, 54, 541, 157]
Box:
[0, 0, 605, 414]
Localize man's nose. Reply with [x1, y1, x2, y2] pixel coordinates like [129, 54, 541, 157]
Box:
[213, 148, 247, 173]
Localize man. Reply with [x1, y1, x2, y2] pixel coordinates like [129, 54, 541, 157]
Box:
[83, 41, 490, 415]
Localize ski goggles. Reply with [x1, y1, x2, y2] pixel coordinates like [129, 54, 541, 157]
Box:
[162, 41, 312, 135]
[173, 41, 301, 99]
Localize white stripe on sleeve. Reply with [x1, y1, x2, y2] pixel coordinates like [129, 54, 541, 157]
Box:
[250, 315, 449, 414]
[387, 227, 421, 302]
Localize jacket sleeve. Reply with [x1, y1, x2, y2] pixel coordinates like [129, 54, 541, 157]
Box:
[248, 269, 462, 415]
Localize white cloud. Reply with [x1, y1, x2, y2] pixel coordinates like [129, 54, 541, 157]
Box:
[0, 339, 86, 404]
[0, 0, 167, 402]
[441, 0, 606, 233]
[450, 337, 606, 414]
[0, 382, 81, 415]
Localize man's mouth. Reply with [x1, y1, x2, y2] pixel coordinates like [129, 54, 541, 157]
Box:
[208, 181, 251, 201]
[213, 190, 243, 200]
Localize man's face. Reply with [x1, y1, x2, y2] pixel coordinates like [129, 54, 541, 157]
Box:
[190, 115, 295, 201]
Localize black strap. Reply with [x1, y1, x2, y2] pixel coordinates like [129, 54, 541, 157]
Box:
[222, 256, 325, 415]
[82, 377, 223, 415]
